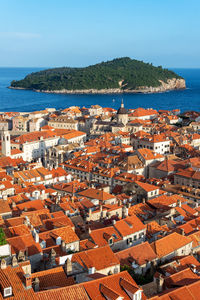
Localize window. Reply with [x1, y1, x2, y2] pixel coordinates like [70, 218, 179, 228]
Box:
[4, 287, 12, 297]
[109, 238, 113, 245]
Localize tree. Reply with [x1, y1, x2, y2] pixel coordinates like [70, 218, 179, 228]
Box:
[0, 228, 7, 245]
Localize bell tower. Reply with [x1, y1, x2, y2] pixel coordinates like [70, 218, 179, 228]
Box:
[117, 99, 128, 125]
[1, 129, 11, 157]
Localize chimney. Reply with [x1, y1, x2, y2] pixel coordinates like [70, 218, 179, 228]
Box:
[35, 232, 39, 243]
[71, 196, 75, 203]
[177, 199, 181, 207]
[190, 264, 196, 273]
[118, 199, 122, 206]
[1, 259, 7, 269]
[33, 277, 40, 292]
[64, 258, 72, 275]
[142, 198, 146, 204]
[127, 202, 131, 208]
[12, 201, 16, 209]
[61, 240, 66, 252]
[23, 219, 28, 226]
[89, 208, 92, 216]
[12, 255, 18, 267]
[24, 273, 32, 289]
[99, 205, 103, 212]
[180, 228, 185, 236]
[122, 205, 128, 218]
[50, 248, 56, 263]
[156, 274, 164, 293]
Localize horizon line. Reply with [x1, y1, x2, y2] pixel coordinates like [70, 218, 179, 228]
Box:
[0, 66, 200, 69]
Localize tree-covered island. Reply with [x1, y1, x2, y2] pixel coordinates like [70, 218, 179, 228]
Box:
[10, 57, 186, 94]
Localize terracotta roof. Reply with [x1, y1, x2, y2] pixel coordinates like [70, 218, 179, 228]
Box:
[146, 221, 169, 238]
[148, 194, 185, 210]
[128, 202, 154, 220]
[12, 130, 57, 144]
[149, 280, 200, 299]
[150, 232, 192, 258]
[90, 226, 122, 247]
[116, 241, 157, 266]
[130, 108, 157, 117]
[16, 199, 45, 212]
[0, 156, 25, 168]
[137, 148, 164, 161]
[4, 216, 25, 227]
[78, 188, 115, 201]
[0, 265, 37, 300]
[43, 215, 74, 231]
[39, 226, 79, 246]
[72, 245, 119, 271]
[11, 149, 23, 155]
[31, 266, 74, 291]
[114, 214, 146, 237]
[4, 224, 31, 238]
[7, 234, 42, 256]
[165, 267, 199, 288]
[0, 200, 11, 214]
[79, 239, 97, 251]
[37, 283, 89, 300]
[82, 271, 141, 300]
[135, 181, 159, 193]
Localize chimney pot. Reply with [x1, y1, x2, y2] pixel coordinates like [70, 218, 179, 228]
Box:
[24, 273, 32, 289]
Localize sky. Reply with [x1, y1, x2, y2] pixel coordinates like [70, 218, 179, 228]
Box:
[0, 0, 200, 68]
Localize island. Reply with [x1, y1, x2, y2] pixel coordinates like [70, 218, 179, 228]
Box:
[10, 57, 186, 94]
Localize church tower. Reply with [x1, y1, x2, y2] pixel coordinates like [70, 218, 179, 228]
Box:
[117, 99, 128, 125]
[1, 129, 11, 157]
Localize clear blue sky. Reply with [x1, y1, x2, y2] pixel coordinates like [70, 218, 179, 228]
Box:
[1, 0, 200, 68]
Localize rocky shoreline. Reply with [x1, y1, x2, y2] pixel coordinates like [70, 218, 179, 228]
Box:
[9, 78, 186, 95]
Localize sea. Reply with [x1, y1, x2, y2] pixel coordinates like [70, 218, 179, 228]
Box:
[0, 68, 199, 112]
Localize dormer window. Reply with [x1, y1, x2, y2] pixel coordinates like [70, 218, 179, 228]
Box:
[56, 236, 62, 245]
[109, 238, 113, 245]
[4, 287, 12, 297]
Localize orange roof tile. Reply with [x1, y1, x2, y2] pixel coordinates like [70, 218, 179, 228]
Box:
[37, 283, 89, 300]
[150, 232, 192, 258]
[82, 271, 141, 300]
[0, 265, 37, 299]
[31, 266, 74, 291]
[116, 241, 157, 266]
[78, 188, 115, 201]
[90, 226, 122, 247]
[72, 245, 119, 271]
[114, 214, 146, 237]
[7, 234, 42, 256]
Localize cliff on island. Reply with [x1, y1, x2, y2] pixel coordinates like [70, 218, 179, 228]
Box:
[10, 57, 186, 94]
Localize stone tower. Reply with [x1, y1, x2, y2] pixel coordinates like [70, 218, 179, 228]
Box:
[117, 99, 128, 125]
[1, 129, 11, 157]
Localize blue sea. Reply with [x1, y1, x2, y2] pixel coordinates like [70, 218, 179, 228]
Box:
[0, 68, 199, 112]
